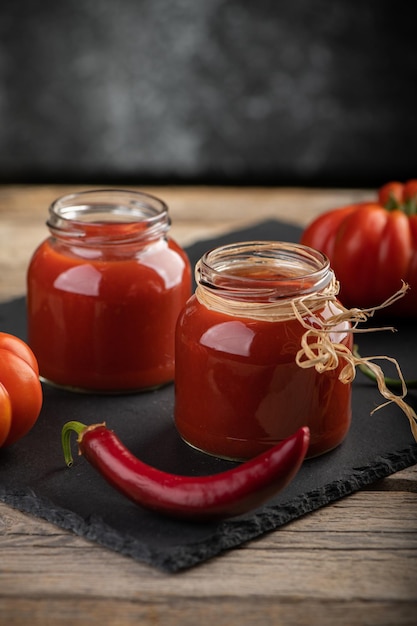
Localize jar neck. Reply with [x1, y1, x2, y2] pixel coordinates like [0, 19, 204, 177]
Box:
[195, 241, 337, 321]
[47, 189, 170, 246]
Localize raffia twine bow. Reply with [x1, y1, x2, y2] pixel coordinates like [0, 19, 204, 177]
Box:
[196, 278, 417, 441]
[293, 280, 417, 442]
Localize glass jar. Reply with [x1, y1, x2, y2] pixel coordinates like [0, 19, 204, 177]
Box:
[174, 241, 352, 460]
[27, 189, 191, 392]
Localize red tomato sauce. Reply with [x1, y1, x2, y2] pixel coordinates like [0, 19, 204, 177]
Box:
[28, 236, 191, 391]
[175, 294, 352, 460]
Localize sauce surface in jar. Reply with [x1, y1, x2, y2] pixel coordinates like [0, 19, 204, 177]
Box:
[27, 189, 191, 392]
[174, 241, 352, 459]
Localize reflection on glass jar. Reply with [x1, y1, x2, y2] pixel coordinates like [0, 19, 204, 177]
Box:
[27, 189, 191, 392]
[175, 241, 352, 460]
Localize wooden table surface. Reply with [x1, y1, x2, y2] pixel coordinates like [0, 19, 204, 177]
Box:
[1, 185, 416, 626]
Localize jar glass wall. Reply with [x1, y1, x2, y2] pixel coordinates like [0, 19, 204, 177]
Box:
[174, 241, 352, 460]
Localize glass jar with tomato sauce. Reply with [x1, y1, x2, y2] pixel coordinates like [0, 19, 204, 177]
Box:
[174, 241, 352, 459]
[27, 189, 191, 392]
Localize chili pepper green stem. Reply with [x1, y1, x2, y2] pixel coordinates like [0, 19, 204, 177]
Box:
[354, 345, 417, 389]
[62, 421, 87, 466]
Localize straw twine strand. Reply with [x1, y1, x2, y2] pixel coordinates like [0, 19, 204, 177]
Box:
[293, 281, 417, 441]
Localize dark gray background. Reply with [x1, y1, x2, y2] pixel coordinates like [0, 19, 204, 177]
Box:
[1, 0, 416, 187]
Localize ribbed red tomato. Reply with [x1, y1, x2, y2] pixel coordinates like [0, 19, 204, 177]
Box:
[0, 332, 43, 447]
[300, 180, 417, 317]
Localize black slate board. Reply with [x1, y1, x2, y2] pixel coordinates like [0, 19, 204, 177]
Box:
[1, 220, 417, 572]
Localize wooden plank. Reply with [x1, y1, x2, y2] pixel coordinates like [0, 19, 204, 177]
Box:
[0, 594, 416, 626]
[1, 491, 416, 598]
[0, 597, 416, 626]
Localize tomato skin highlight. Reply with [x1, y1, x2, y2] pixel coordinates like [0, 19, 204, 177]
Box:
[0, 332, 39, 375]
[0, 333, 43, 447]
[0, 383, 12, 447]
[300, 203, 360, 260]
[300, 182, 417, 317]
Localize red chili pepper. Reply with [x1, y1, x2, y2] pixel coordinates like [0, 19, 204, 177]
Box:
[62, 422, 310, 521]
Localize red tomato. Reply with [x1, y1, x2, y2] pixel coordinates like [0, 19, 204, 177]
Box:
[300, 181, 417, 317]
[0, 332, 43, 447]
[378, 181, 404, 207]
[404, 180, 417, 203]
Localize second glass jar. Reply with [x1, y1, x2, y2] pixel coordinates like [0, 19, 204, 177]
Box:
[27, 189, 191, 392]
[174, 241, 352, 460]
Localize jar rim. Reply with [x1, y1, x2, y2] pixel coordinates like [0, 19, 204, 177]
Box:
[47, 189, 170, 244]
[197, 241, 332, 301]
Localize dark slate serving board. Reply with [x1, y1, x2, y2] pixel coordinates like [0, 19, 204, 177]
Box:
[1, 220, 416, 572]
